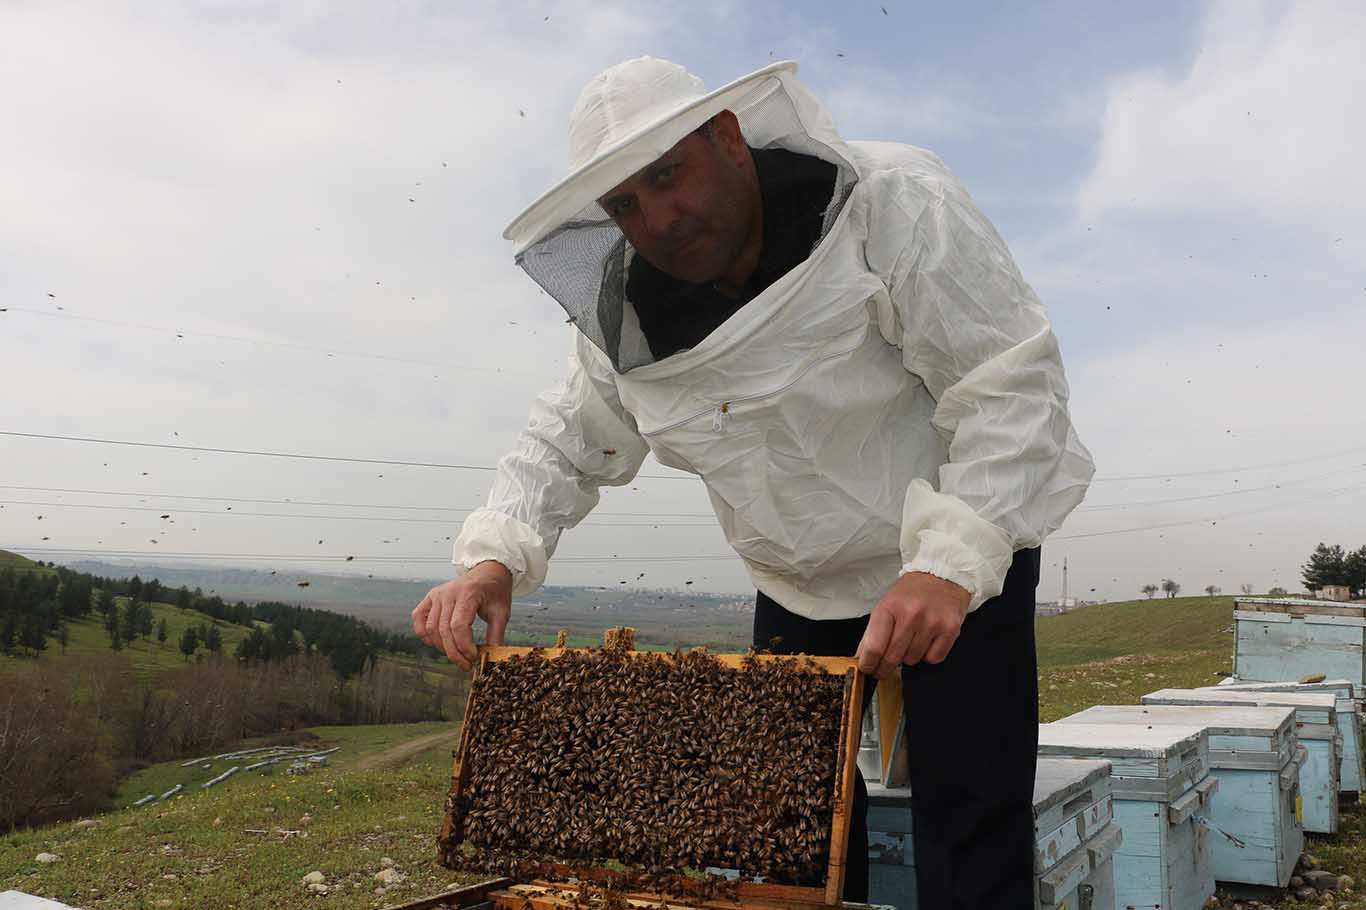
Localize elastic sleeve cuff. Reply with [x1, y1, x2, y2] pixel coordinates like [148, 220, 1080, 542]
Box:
[451, 510, 549, 597]
[900, 478, 1015, 613]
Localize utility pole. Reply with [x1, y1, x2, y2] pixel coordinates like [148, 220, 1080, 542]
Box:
[1062, 556, 1069, 606]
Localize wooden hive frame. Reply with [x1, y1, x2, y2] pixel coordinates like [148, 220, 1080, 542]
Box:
[439, 641, 865, 910]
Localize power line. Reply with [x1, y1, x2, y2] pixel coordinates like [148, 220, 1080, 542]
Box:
[0, 499, 715, 528]
[1075, 461, 1366, 511]
[0, 431, 696, 480]
[1054, 477, 1366, 541]
[1, 305, 557, 380]
[0, 484, 717, 518]
[8, 428, 1366, 486]
[2, 544, 736, 564]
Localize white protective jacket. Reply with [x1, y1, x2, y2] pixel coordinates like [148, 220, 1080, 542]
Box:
[453, 59, 1094, 620]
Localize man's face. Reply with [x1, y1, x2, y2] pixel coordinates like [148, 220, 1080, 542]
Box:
[598, 116, 757, 285]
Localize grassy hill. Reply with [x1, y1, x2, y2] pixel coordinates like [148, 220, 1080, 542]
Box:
[3, 594, 1362, 910]
[0, 596, 256, 677]
[0, 548, 56, 576]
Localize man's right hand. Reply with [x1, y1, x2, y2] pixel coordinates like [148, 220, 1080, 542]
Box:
[411, 560, 513, 671]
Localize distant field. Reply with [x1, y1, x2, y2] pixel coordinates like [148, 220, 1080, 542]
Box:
[0, 548, 55, 576]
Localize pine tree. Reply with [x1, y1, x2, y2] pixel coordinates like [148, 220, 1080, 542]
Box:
[204, 625, 222, 653]
[179, 626, 199, 659]
[156, 618, 169, 646]
[1302, 543, 1349, 592]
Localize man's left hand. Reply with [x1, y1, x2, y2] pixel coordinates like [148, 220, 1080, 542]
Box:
[855, 572, 972, 679]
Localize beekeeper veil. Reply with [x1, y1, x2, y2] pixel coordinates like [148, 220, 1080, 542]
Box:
[503, 57, 858, 373]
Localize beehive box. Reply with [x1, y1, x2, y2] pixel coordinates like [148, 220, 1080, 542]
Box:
[1233, 597, 1366, 699]
[863, 759, 1122, 910]
[1038, 723, 1217, 910]
[1142, 688, 1341, 834]
[439, 642, 864, 908]
[1062, 704, 1304, 887]
[1212, 677, 1365, 795]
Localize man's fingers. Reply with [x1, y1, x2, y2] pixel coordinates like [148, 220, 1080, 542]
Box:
[424, 589, 446, 645]
[451, 594, 480, 667]
[412, 594, 432, 642]
[923, 628, 960, 665]
[856, 608, 894, 675]
[876, 609, 918, 679]
[435, 595, 464, 667]
[485, 609, 508, 649]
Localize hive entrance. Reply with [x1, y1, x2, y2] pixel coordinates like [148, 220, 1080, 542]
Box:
[439, 631, 863, 907]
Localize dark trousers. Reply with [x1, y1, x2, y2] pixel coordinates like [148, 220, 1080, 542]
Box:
[752, 547, 1041, 910]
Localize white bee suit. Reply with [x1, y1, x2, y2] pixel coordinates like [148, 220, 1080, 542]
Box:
[453, 57, 1094, 619]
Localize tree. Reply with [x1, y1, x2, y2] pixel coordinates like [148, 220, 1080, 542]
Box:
[178, 626, 199, 659]
[120, 601, 140, 643]
[1302, 543, 1349, 592]
[1240, 583, 1255, 595]
[137, 603, 155, 639]
[1161, 578, 1181, 599]
[108, 622, 123, 651]
[96, 589, 115, 619]
[57, 623, 69, 653]
[1346, 546, 1366, 599]
[203, 625, 222, 654]
[1268, 586, 1289, 597]
[1204, 585, 1221, 597]
[1141, 584, 1159, 600]
[156, 619, 169, 646]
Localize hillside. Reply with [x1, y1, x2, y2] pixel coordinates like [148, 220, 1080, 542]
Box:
[0, 548, 55, 576]
[0, 596, 255, 676]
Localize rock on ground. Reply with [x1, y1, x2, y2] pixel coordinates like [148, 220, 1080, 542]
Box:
[301, 871, 325, 885]
[35, 853, 60, 863]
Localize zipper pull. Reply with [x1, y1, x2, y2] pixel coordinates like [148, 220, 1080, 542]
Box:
[712, 402, 730, 432]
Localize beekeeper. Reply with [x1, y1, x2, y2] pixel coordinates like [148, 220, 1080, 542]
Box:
[414, 57, 1094, 907]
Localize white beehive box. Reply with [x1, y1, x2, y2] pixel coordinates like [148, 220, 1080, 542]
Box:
[1062, 704, 1304, 887]
[1038, 723, 1217, 910]
[1233, 597, 1366, 699]
[1212, 677, 1364, 794]
[1142, 688, 1341, 834]
[865, 758, 1121, 910]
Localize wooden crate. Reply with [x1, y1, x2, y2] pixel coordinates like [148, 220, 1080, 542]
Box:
[1212, 677, 1365, 795]
[440, 644, 865, 909]
[1062, 704, 1304, 887]
[1233, 597, 1366, 699]
[864, 759, 1122, 910]
[1141, 688, 1341, 834]
[1038, 722, 1218, 910]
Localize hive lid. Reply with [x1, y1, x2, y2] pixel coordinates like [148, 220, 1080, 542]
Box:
[1142, 687, 1337, 728]
[1061, 704, 1296, 769]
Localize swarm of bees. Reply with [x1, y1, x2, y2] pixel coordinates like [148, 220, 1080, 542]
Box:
[439, 640, 847, 891]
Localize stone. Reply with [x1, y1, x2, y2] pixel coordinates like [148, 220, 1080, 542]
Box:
[375, 867, 405, 885]
[154, 901, 174, 908]
[380, 857, 395, 868]
[306, 882, 329, 895]
[1306, 870, 1341, 891]
[1302, 853, 1321, 870]
[212, 816, 222, 827]
[1296, 887, 1318, 901]
[35, 852, 59, 863]
[1292, 876, 1306, 888]
[75, 818, 99, 828]
[301, 871, 326, 885]
[299, 812, 312, 826]
[162, 873, 178, 880]
[1340, 875, 1355, 891]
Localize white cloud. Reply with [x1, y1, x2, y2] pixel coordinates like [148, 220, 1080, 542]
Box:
[1078, 1, 1366, 228]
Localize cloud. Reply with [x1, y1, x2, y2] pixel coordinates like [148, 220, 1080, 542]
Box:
[1078, 1, 1366, 228]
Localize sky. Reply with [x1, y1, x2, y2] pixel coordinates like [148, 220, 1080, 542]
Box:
[2, 0, 1365, 605]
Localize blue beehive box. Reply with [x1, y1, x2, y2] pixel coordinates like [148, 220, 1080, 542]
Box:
[865, 758, 1121, 910]
[1038, 722, 1217, 910]
[1233, 597, 1366, 698]
[1212, 677, 1365, 796]
[1062, 704, 1304, 887]
[1142, 687, 1341, 834]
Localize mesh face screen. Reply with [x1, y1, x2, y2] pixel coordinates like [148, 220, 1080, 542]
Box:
[515, 82, 858, 374]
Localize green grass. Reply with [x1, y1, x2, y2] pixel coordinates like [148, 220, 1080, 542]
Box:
[0, 598, 256, 677]
[0, 723, 472, 910]
[114, 722, 457, 809]
[1035, 594, 1234, 666]
[0, 548, 56, 576]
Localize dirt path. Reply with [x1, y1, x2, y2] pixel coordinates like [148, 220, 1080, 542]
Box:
[353, 728, 459, 772]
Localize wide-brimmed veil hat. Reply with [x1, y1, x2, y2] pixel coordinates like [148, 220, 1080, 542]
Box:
[503, 57, 797, 253]
[503, 56, 857, 373]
